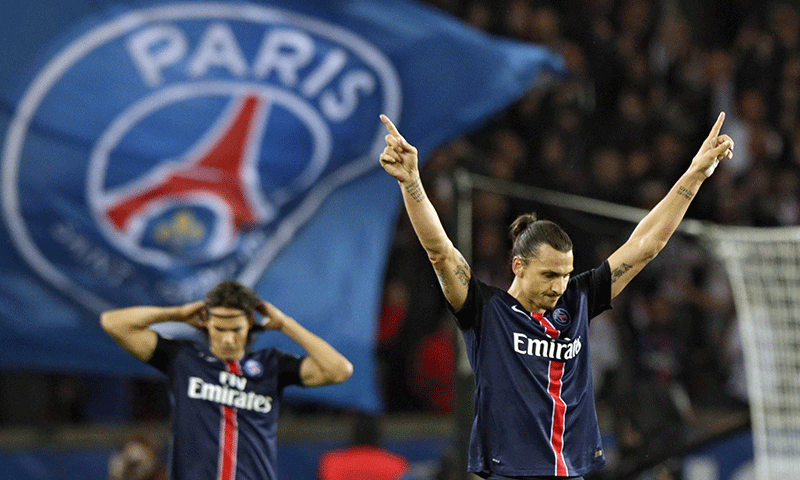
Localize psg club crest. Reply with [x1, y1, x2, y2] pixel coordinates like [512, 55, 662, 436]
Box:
[244, 359, 263, 378]
[2, 2, 401, 311]
[551, 308, 570, 326]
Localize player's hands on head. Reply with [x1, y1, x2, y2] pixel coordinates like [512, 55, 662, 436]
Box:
[255, 301, 285, 330]
[379, 114, 419, 183]
[179, 300, 207, 328]
[692, 112, 734, 177]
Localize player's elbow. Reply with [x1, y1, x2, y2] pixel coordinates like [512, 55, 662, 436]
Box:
[644, 237, 669, 261]
[331, 359, 354, 384]
[427, 243, 455, 269]
[629, 234, 667, 263]
[421, 236, 454, 265]
[340, 362, 354, 383]
[314, 360, 353, 386]
[100, 311, 133, 345]
[100, 311, 118, 336]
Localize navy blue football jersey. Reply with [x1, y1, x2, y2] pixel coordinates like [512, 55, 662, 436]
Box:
[149, 336, 303, 480]
[451, 262, 612, 477]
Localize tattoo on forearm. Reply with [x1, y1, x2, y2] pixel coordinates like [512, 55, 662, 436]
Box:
[405, 178, 426, 202]
[676, 186, 694, 200]
[611, 262, 633, 283]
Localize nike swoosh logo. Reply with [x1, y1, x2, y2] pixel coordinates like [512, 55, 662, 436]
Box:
[511, 305, 529, 317]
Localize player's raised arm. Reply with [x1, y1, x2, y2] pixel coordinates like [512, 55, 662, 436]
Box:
[379, 115, 471, 310]
[100, 300, 206, 362]
[607, 112, 734, 298]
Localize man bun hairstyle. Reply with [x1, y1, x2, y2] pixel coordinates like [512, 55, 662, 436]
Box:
[509, 213, 572, 262]
[205, 280, 265, 332]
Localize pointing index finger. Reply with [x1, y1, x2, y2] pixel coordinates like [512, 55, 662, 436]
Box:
[380, 114, 401, 137]
[709, 112, 725, 138]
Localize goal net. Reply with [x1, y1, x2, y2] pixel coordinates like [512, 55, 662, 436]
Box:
[453, 170, 800, 480]
[702, 226, 800, 479]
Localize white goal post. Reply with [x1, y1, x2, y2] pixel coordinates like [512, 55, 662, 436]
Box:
[452, 169, 800, 480]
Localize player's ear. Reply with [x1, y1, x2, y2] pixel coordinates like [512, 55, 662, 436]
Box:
[512, 256, 525, 277]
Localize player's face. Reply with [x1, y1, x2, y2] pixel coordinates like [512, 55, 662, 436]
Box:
[514, 244, 573, 313]
[206, 307, 251, 360]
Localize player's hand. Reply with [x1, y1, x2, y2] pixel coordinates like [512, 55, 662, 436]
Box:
[379, 114, 419, 183]
[691, 112, 734, 177]
[255, 301, 285, 331]
[178, 300, 207, 328]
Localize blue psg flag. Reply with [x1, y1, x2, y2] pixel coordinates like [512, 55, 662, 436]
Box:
[0, 0, 563, 411]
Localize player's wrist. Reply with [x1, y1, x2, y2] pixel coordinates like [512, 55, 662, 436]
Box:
[278, 314, 297, 330]
[398, 171, 420, 185]
[163, 306, 186, 322]
[687, 165, 710, 181]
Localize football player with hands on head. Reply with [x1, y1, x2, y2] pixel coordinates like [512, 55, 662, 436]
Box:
[101, 280, 353, 480]
[379, 113, 733, 479]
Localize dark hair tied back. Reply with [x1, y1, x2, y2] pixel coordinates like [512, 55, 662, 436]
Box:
[509, 213, 572, 261]
[509, 213, 537, 243]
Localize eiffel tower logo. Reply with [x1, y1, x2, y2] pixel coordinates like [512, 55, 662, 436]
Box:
[105, 94, 267, 234]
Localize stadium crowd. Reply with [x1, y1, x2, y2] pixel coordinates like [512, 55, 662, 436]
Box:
[377, 0, 799, 473]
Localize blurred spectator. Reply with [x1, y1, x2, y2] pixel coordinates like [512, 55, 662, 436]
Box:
[377, 277, 415, 411]
[726, 87, 784, 177]
[317, 413, 411, 480]
[407, 317, 455, 413]
[464, 0, 493, 32]
[108, 436, 166, 480]
[472, 222, 512, 290]
[588, 146, 631, 203]
[379, 278, 409, 351]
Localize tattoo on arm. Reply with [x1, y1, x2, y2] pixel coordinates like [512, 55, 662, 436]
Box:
[433, 254, 471, 299]
[433, 266, 451, 298]
[611, 262, 633, 283]
[454, 254, 471, 286]
[676, 186, 694, 200]
[404, 178, 426, 202]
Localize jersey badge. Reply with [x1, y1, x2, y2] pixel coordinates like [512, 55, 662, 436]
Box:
[244, 359, 263, 378]
[551, 307, 571, 326]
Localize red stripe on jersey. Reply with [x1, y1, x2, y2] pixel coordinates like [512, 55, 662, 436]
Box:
[533, 313, 569, 476]
[533, 313, 559, 338]
[548, 361, 568, 475]
[218, 360, 242, 480]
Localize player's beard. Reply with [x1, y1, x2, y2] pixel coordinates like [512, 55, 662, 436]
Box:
[541, 293, 561, 310]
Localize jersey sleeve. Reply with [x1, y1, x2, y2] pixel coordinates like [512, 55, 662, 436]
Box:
[147, 335, 184, 373]
[277, 350, 304, 389]
[571, 260, 613, 320]
[447, 274, 496, 331]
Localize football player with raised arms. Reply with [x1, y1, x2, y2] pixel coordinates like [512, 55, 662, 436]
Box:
[101, 280, 353, 480]
[378, 113, 733, 479]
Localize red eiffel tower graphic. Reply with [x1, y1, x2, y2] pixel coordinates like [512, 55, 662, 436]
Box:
[105, 95, 264, 232]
